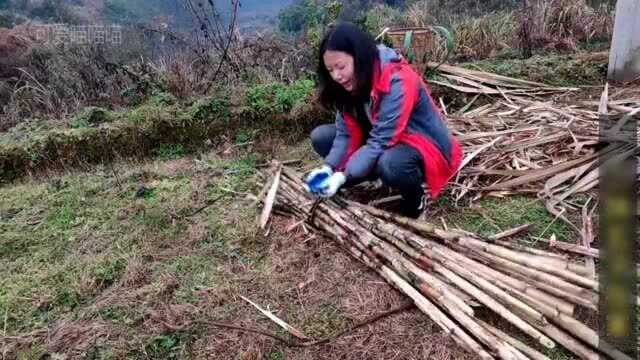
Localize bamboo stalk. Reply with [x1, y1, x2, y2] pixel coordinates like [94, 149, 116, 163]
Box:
[428, 240, 576, 316]
[531, 321, 599, 360]
[478, 319, 551, 360]
[357, 203, 583, 275]
[315, 200, 528, 359]
[533, 236, 600, 258]
[324, 205, 478, 321]
[461, 247, 598, 309]
[349, 211, 555, 349]
[373, 208, 597, 289]
[275, 168, 632, 360]
[349, 198, 581, 315]
[345, 207, 477, 316]
[309, 211, 495, 360]
[366, 212, 588, 313]
[453, 236, 598, 290]
[259, 164, 282, 229]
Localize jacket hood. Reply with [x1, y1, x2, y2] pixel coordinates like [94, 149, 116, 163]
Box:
[377, 44, 402, 67]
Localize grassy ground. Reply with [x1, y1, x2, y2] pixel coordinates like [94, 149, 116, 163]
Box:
[459, 51, 609, 87]
[0, 135, 587, 359]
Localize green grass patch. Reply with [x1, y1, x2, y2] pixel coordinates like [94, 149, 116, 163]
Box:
[126, 103, 173, 125]
[246, 79, 314, 115]
[154, 144, 186, 160]
[461, 53, 607, 86]
[442, 195, 574, 242]
[188, 96, 231, 123]
[0, 152, 264, 342]
[144, 334, 184, 359]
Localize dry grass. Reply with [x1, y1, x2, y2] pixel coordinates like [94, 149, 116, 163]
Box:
[0, 145, 475, 360]
[452, 12, 516, 60]
[187, 215, 473, 360]
[401, 0, 613, 62]
[517, 0, 613, 54]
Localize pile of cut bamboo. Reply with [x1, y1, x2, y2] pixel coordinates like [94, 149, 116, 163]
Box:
[428, 62, 580, 96]
[263, 164, 633, 360]
[431, 66, 639, 235]
[448, 85, 638, 198]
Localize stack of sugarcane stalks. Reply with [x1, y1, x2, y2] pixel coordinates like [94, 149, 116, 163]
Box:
[448, 86, 639, 198]
[443, 83, 639, 236]
[426, 62, 579, 96]
[265, 165, 633, 360]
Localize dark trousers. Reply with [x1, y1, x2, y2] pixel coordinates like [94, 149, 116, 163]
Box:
[310, 124, 425, 201]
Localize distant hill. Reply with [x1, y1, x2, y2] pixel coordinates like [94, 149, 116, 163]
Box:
[0, 0, 293, 32]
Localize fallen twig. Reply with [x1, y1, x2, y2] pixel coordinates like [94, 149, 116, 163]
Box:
[208, 302, 414, 347]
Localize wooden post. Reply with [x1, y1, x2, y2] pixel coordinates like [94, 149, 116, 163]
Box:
[607, 0, 640, 82]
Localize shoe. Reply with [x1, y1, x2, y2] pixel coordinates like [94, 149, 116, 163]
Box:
[400, 193, 426, 219]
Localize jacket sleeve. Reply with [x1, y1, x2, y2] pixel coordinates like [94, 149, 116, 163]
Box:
[344, 74, 416, 179]
[324, 112, 350, 170]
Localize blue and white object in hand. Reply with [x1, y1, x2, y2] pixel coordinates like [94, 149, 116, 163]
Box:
[317, 172, 346, 198]
[304, 165, 333, 194]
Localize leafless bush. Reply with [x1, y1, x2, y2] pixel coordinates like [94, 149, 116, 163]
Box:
[1, 27, 154, 126]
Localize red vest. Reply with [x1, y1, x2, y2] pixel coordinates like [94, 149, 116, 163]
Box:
[338, 59, 463, 199]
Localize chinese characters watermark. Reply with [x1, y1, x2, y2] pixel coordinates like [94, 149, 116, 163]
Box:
[34, 24, 122, 45]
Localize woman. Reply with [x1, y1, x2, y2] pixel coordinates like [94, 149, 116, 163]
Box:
[306, 22, 462, 218]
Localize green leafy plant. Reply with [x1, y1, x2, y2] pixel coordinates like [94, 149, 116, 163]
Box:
[189, 97, 230, 122]
[127, 103, 170, 124]
[144, 335, 180, 359]
[154, 144, 185, 160]
[149, 92, 178, 107]
[278, 0, 322, 33]
[70, 107, 113, 128]
[364, 4, 403, 35]
[54, 288, 80, 309]
[92, 258, 127, 288]
[246, 79, 314, 115]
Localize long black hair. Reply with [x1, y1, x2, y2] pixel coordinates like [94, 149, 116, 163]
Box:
[317, 22, 379, 114]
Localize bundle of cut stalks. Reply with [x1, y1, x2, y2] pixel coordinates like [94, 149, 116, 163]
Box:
[428, 65, 639, 233]
[261, 164, 633, 360]
[427, 62, 580, 96]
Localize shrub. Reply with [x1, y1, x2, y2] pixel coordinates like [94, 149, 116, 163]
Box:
[127, 103, 171, 125]
[188, 97, 230, 123]
[278, 0, 323, 34]
[364, 4, 405, 35]
[70, 107, 114, 128]
[452, 11, 516, 60]
[246, 79, 314, 115]
[149, 92, 178, 107]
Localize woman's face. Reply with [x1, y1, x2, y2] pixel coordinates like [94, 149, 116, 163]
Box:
[323, 50, 355, 92]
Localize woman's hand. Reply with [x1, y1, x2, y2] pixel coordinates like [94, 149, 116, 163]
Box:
[304, 165, 333, 194]
[317, 172, 346, 198]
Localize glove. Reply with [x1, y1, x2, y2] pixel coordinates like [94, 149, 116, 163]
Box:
[317, 172, 346, 198]
[304, 165, 333, 194]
